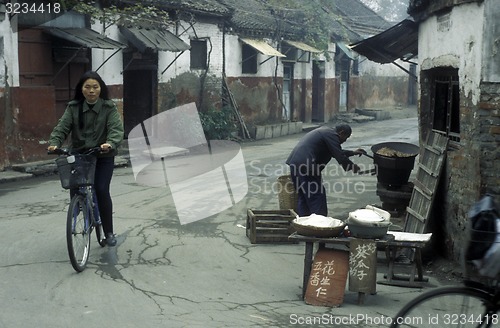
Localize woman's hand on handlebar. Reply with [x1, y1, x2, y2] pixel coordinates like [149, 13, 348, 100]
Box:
[47, 146, 68, 155]
[100, 143, 112, 153]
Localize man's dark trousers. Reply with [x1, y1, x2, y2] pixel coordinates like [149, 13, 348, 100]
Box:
[290, 170, 327, 217]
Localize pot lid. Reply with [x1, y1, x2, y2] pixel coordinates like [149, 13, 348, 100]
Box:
[349, 209, 386, 222]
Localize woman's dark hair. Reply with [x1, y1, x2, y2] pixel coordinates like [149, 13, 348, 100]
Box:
[73, 70, 110, 101]
[74, 71, 109, 129]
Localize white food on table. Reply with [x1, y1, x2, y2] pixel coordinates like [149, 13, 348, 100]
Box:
[294, 214, 344, 228]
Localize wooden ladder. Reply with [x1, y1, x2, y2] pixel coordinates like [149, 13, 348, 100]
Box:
[380, 131, 448, 287]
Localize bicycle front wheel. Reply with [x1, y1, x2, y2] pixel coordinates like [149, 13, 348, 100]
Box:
[67, 194, 91, 272]
[390, 286, 498, 328]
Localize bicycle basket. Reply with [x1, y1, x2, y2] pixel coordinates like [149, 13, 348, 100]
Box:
[55, 154, 97, 189]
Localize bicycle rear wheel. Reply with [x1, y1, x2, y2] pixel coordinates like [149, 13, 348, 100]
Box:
[67, 194, 91, 272]
[390, 286, 498, 328]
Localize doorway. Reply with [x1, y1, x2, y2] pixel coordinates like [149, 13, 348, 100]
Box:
[282, 63, 294, 121]
[339, 56, 350, 112]
[122, 51, 158, 137]
[312, 61, 325, 122]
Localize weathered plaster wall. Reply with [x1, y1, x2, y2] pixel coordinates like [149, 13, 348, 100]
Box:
[440, 82, 500, 261]
[353, 56, 414, 109]
[293, 77, 312, 123]
[1, 12, 19, 169]
[417, 2, 500, 261]
[360, 59, 409, 77]
[349, 75, 409, 109]
[224, 34, 281, 79]
[324, 78, 340, 121]
[224, 34, 286, 124]
[482, 0, 500, 82]
[420, 4, 484, 104]
[159, 20, 224, 85]
[158, 72, 222, 113]
[293, 61, 312, 122]
[91, 24, 124, 87]
[225, 76, 280, 125]
[321, 44, 340, 121]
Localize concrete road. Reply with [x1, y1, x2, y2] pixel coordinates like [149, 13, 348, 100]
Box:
[0, 117, 446, 328]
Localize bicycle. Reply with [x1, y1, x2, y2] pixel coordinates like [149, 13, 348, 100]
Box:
[49, 147, 106, 272]
[390, 195, 500, 328]
[389, 280, 499, 328]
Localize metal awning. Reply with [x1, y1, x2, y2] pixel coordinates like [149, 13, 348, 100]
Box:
[283, 40, 321, 53]
[240, 38, 285, 57]
[336, 42, 356, 60]
[119, 26, 190, 53]
[349, 19, 418, 64]
[43, 27, 126, 49]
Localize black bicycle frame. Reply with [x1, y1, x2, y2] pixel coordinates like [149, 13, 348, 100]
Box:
[77, 185, 101, 231]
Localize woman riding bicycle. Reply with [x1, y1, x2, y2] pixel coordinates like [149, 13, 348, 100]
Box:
[48, 70, 124, 246]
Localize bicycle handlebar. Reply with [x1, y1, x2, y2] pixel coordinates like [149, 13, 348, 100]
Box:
[47, 146, 103, 156]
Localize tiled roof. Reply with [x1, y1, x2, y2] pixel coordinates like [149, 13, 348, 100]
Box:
[329, 15, 363, 43]
[328, 0, 392, 34]
[219, 0, 361, 42]
[152, 0, 231, 17]
[219, 0, 277, 34]
[122, 0, 376, 44]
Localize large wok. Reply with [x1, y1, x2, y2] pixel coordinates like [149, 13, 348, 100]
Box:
[368, 142, 420, 186]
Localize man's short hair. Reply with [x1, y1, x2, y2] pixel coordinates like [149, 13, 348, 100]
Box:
[335, 124, 352, 137]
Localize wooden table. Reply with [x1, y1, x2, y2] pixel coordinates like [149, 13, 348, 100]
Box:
[288, 232, 396, 302]
[376, 232, 431, 287]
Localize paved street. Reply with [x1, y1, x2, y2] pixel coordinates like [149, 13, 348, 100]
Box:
[0, 117, 449, 328]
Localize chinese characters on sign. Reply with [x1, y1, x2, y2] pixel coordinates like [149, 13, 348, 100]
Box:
[304, 249, 349, 307]
[348, 239, 377, 297]
[349, 242, 377, 281]
[310, 259, 336, 297]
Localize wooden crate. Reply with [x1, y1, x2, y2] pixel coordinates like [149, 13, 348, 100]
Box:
[246, 209, 298, 244]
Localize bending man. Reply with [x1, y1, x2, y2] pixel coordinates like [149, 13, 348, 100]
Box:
[286, 124, 365, 216]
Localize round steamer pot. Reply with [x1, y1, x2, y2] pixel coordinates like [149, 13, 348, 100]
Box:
[347, 222, 392, 239]
[371, 142, 419, 186]
[348, 207, 390, 225]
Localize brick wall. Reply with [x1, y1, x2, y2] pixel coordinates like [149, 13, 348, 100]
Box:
[478, 82, 500, 195]
[442, 82, 500, 261]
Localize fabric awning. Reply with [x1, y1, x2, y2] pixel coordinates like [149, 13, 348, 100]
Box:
[43, 27, 126, 49]
[240, 38, 285, 57]
[349, 19, 418, 64]
[283, 40, 321, 53]
[119, 26, 190, 53]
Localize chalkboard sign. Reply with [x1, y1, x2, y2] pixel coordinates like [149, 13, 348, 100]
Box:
[348, 239, 377, 302]
[304, 248, 349, 307]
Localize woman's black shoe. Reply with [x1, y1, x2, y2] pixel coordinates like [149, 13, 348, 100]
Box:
[106, 233, 117, 246]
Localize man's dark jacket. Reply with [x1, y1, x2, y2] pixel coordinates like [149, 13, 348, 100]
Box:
[286, 126, 355, 176]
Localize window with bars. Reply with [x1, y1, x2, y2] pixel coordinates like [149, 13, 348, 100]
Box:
[190, 39, 207, 70]
[432, 72, 460, 142]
